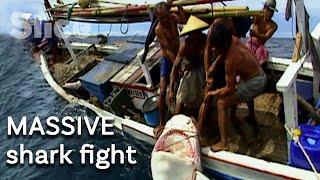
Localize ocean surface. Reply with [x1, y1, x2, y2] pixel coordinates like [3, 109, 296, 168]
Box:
[0, 33, 294, 180]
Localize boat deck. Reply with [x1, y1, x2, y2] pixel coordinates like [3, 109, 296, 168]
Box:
[206, 92, 287, 164]
[50, 40, 288, 164]
[110, 44, 161, 84]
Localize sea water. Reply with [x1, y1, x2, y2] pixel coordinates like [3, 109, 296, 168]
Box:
[0, 33, 293, 179]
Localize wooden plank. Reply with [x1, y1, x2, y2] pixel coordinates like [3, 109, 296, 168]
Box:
[55, 21, 78, 62]
[276, 55, 307, 92]
[110, 45, 160, 84]
[282, 82, 298, 163]
[266, 57, 313, 77]
[312, 23, 320, 102]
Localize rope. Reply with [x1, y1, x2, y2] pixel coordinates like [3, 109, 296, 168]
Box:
[67, 3, 77, 20]
[107, 24, 112, 37]
[284, 124, 320, 179]
[120, 5, 129, 34]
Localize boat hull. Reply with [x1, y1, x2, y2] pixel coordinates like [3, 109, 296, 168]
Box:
[38, 52, 317, 180]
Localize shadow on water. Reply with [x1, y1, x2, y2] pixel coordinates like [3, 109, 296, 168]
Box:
[0, 34, 152, 180]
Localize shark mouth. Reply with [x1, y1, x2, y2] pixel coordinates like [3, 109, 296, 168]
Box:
[153, 129, 197, 161]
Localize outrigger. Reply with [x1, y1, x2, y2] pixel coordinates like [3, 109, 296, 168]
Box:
[23, 0, 320, 179]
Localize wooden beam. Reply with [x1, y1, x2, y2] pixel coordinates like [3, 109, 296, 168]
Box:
[137, 48, 153, 87]
[276, 54, 306, 163]
[312, 23, 320, 102]
[297, 95, 320, 124]
[282, 81, 298, 163]
[276, 55, 307, 92]
[295, 0, 307, 53]
[292, 33, 302, 62]
[266, 57, 313, 77]
[54, 21, 77, 63]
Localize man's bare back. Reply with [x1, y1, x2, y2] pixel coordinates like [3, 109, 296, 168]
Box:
[226, 36, 262, 82]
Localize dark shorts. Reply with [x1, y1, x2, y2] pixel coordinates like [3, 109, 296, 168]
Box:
[236, 72, 267, 102]
[160, 56, 172, 77]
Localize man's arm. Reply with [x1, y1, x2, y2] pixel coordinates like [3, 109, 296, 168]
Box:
[204, 24, 213, 79]
[207, 55, 222, 78]
[251, 23, 277, 42]
[169, 41, 185, 104]
[172, 6, 187, 24]
[206, 57, 236, 99]
[155, 27, 176, 62]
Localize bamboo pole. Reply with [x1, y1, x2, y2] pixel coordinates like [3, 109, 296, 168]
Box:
[171, 0, 232, 7]
[197, 10, 263, 18]
[54, 5, 248, 14]
[53, 10, 263, 23]
[54, 6, 256, 18]
[297, 95, 320, 124]
[52, 0, 233, 14]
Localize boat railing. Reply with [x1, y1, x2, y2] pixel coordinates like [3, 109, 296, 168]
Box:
[276, 22, 320, 163]
[276, 54, 306, 162]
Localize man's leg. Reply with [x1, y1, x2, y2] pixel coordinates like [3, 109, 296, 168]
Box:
[211, 94, 239, 152]
[154, 76, 169, 137]
[174, 102, 184, 114]
[246, 99, 259, 135]
[197, 102, 210, 143]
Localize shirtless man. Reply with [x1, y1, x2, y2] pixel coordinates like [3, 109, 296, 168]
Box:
[246, 0, 278, 64]
[197, 18, 254, 144]
[205, 23, 267, 151]
[169, 16, 208, 116]
[154, 2, 187, 137]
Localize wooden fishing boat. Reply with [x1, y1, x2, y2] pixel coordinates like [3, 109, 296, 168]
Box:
[27, 0, 320, 179]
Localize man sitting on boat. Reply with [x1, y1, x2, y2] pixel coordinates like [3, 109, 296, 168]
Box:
[168, 16, 208, 117]
[204, 23, 267, 152]
[153, 1, 187, 137]
[246, 0, 278, 65]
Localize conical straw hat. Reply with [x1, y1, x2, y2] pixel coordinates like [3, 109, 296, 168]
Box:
[180, 15, 209, 36]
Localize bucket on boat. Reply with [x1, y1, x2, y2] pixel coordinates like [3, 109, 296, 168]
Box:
[290, 124, 320, 171]
[142, 96, 160, 127]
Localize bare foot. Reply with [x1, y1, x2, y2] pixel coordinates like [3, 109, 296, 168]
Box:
[199, 137, 209, 147]
[153, 124, 165, 138]
[210, 141, 229, 152]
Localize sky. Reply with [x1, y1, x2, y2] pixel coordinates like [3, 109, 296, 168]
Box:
[0, 0, 319, 37]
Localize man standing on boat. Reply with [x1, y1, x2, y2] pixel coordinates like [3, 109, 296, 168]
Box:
[168, 16, 208, 117]
[153, 1, 187, 137]
[204, 23, 267, 151]
[246, 0, 278, 65]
